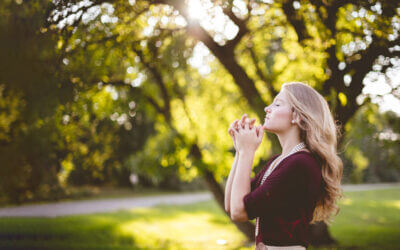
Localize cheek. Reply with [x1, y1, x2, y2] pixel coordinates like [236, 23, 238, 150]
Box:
[273, 109, 291, 121]
[264, 109, 291, 127]
[275, 110, 290, 120]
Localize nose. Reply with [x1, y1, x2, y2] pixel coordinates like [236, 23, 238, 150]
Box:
[264, 105, 271, 113]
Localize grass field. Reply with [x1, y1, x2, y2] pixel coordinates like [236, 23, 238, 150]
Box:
[0, 188, 399, 249]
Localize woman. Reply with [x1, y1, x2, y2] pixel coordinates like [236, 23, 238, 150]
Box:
[224, 82, 344, 249]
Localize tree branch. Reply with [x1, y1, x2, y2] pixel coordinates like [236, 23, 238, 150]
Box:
[131, 44, 172, 122]
[281, 0, 311, 43]
[246, 46, 278, 97]
[222, 3, 251, 49]
[102, 80, 165, 115]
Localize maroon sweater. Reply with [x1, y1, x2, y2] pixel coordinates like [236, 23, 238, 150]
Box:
[243, 151, 323, 248]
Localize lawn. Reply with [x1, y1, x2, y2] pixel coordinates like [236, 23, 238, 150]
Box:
[312, 187, 400, 250]
[0, 188, 399, 249]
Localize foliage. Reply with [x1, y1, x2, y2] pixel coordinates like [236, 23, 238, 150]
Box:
[343, 103, 400, 183]
[0, 0, 73, 203]
[0, 0, 155, 203]
[1, 0, 400, 204]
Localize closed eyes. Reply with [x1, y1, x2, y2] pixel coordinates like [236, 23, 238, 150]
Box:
[267, 101, 280, 109]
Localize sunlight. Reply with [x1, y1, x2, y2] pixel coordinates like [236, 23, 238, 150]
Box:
[363, 67, 400, 115]
[384, 200, 400, 209]
[188, 42, 213, 75]
[187, 0, 208, 20]
[340, 197, 353, 206]
[117, 207, 243, 249]
[186, 0, 239, 45]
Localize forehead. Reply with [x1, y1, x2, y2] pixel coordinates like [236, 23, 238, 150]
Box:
[274, 94, 285, 102]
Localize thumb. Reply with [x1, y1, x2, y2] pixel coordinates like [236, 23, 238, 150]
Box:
[257, 125, 264, 141]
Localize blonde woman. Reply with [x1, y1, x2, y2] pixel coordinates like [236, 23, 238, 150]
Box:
[225, 82, 344, 249]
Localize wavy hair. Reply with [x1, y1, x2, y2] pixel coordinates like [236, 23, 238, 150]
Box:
[281, 81, 344, 225]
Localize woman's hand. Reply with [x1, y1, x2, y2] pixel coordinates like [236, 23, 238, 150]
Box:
[228, 119, 240, 152]
[235, 115, 264, 154]
[229, 114, 251, 151]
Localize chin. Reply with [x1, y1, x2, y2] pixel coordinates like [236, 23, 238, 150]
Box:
[263, 124, 276, 133]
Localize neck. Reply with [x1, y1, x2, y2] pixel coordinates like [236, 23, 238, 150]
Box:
[277, 129, 302, 157]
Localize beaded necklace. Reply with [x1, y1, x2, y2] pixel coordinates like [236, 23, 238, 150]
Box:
[255, 142, 306, 237]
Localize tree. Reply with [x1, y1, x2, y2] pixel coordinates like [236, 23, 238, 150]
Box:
[44, 0, 400, 246]
[0, 0, 155, 203]
[0, 0, 74, 203]
[342, 103, 400, 183]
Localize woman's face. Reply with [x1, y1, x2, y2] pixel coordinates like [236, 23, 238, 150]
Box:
[263, 90, 294, 133]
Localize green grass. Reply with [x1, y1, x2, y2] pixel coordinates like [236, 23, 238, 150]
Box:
[0, 188, 399, 249]
[310, 187, 400, 250]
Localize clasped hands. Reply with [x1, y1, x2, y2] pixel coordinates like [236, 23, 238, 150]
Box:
[228, 114, 264, 154]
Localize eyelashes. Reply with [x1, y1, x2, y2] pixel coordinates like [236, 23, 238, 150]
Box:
[266, 103, 280, 109]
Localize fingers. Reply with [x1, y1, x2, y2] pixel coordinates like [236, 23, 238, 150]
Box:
[244, 118, 256, 130]
[239, 114, 247, 129]
[249, 118, 256, 129]
[257, 125, 264, 141]
[237, 115, 258, 130]
[229, 119, 239, 136]
[235, 114, 261, 132]
[229, 128, 237, 138]
[244, 118, 250, 130]
[234, 120, 239, 132]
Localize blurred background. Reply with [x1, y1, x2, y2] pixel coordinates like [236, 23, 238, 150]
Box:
[0, 0, 399, 249]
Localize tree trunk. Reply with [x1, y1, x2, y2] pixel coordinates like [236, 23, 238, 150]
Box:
[188, 142, 255, 242]
[202, 169, 255, 243]
[308, 222, 337, 246]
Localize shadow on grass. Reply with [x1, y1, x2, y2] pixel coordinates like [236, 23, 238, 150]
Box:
[0, 199, 232, 249]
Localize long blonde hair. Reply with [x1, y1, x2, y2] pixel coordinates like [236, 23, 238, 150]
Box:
[282, 81, 344, 225]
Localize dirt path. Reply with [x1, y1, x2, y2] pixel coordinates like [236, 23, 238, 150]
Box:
[0, 183, 399, 217]
[341, 182, 400, 191]
[0, 192, 212, 217]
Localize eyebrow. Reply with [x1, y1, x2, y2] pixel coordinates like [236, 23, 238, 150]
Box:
[274, 97, 283, 102]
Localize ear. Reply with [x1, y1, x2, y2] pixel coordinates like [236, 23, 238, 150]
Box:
[292, 110, 302, 125]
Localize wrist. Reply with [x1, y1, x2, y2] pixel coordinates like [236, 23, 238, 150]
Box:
[238, 148, 256, 155]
